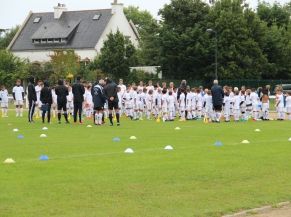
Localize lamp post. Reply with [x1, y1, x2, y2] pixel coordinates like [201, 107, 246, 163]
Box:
[206, 28, 218, 80]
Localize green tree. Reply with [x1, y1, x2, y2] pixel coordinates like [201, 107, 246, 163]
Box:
[0, 26, 19, 49]
[97, 30, 137, 80]
[49, 50, 80, 82]
[158, 0, 212, 80]
[0, 50, 28, 89]
[124, 6, 161, 66]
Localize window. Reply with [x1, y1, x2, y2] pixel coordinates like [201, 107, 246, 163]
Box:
[33, 17, 41, 23]
[93, 14, 101, 20]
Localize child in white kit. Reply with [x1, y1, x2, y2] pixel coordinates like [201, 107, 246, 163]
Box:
[132, 87, 139, 120]
[66, 86, 74, 118]
[0, 85, 9, 117]
[179, 89, 186, 121]
[167, 91, 176, 121]
[285, 92, 291, 120]
[223, 90, 231, 122]
[250, 88, 259, 120]
[161, 89, 168, 122]
[51, 86, 58, 118]
[35, 81, 43, 118]
[84, 85, 93, 119]
[186, 88, 193, 120]
[233, 91, 241, 122]
[123, 86, 133, 119]
[137, 88, 146, 120]
[146, 89, 154, 120]
[204, 90, 213, 122]
[153, 88, 162, 119]
[275, 89, 285, 120]
[196, 89, 203, 119]
[12, 79, 24, 117]
[191, 88, 197, 119]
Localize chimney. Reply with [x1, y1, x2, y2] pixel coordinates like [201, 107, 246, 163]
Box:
[111, 0, 123, 15]
[54, 3, 67, 19]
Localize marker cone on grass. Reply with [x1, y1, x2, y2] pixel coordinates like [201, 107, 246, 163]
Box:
[124, 148, 134, 154]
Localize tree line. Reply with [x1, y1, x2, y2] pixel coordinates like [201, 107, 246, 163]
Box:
[0, 0, 291, 88]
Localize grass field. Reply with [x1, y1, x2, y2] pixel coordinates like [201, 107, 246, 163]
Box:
[1, 112, 291, 217]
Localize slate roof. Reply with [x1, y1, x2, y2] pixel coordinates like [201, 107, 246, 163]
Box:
[10, 9, 113, 51]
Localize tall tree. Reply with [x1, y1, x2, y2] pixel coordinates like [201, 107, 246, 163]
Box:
[97, 30, 137, 80]
[124, 6, 161, 66]
[0, 26, 19, 49]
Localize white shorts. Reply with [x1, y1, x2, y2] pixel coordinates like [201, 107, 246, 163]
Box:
[1, 102, 8, 108]
[162, 106, 168, 113]
[67, 102, 73, 109]
[277, 107, 284, 113]
[179, 105, 185, 111]
[286, 107, 291, 113]
[14, 100, 23, 106]
[138, 103, 144, 110]
[262, 103, 269, 111]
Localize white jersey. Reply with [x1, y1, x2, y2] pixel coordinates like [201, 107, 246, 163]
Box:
[0, 89, 9, 103]
[167, 95, 175, 109]
[123, 92, 133, 108]
[250, 92, 259, 105]
[84, 90, 93, 105]
[196, 94, 203, 108]
[12, 86, 24, 101]
[276, 94, 284, 108]
[161, 94, 168, 110]
[52, 89, 57, 105]
[146, 85, 154, 93]
[286, 96, 291, 108]
[233, 95, 241, 110]
[146, 94, 154, 109]
[35, 85, 42, 102]
[67, 91, 73, 102]
[118, 84, 126, 94]
[205, 95, 213, 109]
[137, 92, 146, 105]
[179, 93, 186, 107]
[132, 91, 138, 108]
[224, 95, 231, 110]
[186, 92, 193, 108]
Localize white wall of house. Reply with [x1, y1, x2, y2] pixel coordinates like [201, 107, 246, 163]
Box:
[13, 49, 97, 62]
[95, 3, 139, 53]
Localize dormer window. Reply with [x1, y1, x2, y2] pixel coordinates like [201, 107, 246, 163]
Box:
[93, 14, 101, 20]
[33, 17, 41, 23]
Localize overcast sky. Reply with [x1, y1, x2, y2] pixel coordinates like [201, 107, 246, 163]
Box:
[0, 0, 289, 29]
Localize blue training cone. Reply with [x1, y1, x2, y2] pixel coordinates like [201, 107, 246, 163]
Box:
[39, 155, 49, 161]
[214, 141, 223, 147]
[113, 137, 121, 142]
[17, 135, 24, 139]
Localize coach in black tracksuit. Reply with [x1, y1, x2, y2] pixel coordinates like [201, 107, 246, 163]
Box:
[72, 77, 85, 123]
[55, 80, 69, 124]
[40, 81, 52, 124]
[104, 78, 120, 126]
[27, 77, 37, 123]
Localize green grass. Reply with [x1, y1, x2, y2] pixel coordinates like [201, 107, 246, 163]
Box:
[1, 112, 291, 217]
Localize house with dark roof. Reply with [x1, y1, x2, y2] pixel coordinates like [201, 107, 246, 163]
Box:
[8, 0, 140, 62]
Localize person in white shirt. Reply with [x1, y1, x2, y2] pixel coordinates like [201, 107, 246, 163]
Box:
[146, 89, 154, 120]
[186, 88, 193, 120]
[12, 79, 24, 117]
[233, 91, 241, 122]
[0, 85, 9, 117]
[137, 81, 144, 92]
[66, 86, 74, 119]
[35, 80, 43, 118]
[132, 87, 139, 120]
[154, 88, 162, 119]
[117, 79, 126, 94]
[117, 87, 124, 116]
[204, 90, 214, 122]
[167, 91, 176, 121]
[240, 90, 247, 121]
[245, 89, 252, 120]
[161, 89, 168, 122]
[123, 86, 133, 119]
[286, 92, 291, 120]
[191, 88, 197, 119]
[275, 89, 285, 120]
[179, 89, 186, 121]
[137, 88, 146, 120]
[196, 89, 203, 119]
[84, 85, 93, 119]
[146, 80, 154, 93]
[51, 86, 58, 118]
[223, 91, 231, 122]
[250, 88, 260, 120]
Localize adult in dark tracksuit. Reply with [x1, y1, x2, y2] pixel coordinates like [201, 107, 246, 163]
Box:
[72, 76, 85, 123]
[104, 78, 120, 126]
[92, 80, 106, 125]
[211, 80, 224, 123]
[40, 81, 52, 124]
[55, 80, 69, 124]
[27, 77, 37, 123]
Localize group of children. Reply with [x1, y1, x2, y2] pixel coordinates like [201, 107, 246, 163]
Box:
[1, 79, 291, 122]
